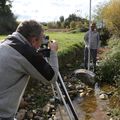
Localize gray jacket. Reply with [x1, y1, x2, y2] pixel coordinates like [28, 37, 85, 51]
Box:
[0, 32, 58, 118]
[84, 30, 100, 49]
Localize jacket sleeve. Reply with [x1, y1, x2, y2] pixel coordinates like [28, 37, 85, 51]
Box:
[5, 37, 59, 85]
[22, 48, 59, 85]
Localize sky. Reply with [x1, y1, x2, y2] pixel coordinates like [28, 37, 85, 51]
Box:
[11, 0, 110, 22]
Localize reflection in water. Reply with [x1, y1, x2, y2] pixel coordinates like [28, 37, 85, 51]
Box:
[80, 82, 110, 120]
[80, 93, 97, 120]
[94, 82, 100, 96]
[55, 83, 112, 120]
[93, 83, 110, 120]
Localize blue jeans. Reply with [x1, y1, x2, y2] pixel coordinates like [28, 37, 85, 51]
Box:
[84, 47, 97, 70]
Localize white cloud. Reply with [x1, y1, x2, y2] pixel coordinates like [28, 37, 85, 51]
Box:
[11, 0, 110, 22]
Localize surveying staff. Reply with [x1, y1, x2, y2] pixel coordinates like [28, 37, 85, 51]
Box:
[84, 22, 100, 72]
[0, 20, 58, 120]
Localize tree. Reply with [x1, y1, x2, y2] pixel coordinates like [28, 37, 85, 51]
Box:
[59, 16, 64, 23]
[70, 21, 76, 29]
[0, 0, 6, 10]
[47, 22, 57, 29]
[103, 0, 120, 36]
[56, 21, 61, 28]
[0, 0, 17, 34]
[63, 14, 80, 28]
[0, 0, 12, 15]
[95, 0, 120, 37]
[64, 19, 70, 28]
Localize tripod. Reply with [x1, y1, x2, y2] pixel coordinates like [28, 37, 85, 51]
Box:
[53, 72, 79, 120]
[42, 49, 79, 120]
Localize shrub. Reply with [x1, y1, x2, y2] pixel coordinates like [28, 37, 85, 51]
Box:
[99, 27, 111, 46]
[96, 38, 120, 84]
[101, 0, 120, 37]
[70, 21, 76, 29]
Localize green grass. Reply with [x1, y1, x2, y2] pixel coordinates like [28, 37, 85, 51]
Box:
[45, 32, 85, 53]
[0, 35, 6, 41]
[0, 32, 85, 53]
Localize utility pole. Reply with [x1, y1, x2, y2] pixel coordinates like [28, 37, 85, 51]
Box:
[88, 0, 92, 70]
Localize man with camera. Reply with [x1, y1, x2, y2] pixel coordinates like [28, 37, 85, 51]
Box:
[0, 20, 58, 120]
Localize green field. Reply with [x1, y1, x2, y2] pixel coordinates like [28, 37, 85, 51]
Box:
[45, 32, 84, 52]
[0, 32, 85, 54]
[0, 35, 6, 41]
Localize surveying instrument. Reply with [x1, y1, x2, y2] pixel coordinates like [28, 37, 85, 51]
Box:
[38, 39, 79, 120]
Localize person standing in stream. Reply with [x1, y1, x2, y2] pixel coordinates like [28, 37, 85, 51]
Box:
[84, 22, 100, 72]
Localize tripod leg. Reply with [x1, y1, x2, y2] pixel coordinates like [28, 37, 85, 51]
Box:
[51, 84, 56, 97]
[51, 84, 64, 120]
[55, 81, 74, 120]
[44, 57, 79, 119]
[58, 72, 79, 120]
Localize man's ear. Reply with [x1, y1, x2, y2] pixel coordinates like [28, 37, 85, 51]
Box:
[29, 37, 37, 44]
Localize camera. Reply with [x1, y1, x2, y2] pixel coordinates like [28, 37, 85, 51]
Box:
[37, 35, 51, 57]
[41, 35, 49, 48]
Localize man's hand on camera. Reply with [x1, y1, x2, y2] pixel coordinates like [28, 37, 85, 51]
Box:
[49, 40, 58, 51]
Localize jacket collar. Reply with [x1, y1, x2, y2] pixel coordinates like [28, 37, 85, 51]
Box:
[10, 32, 32, 47]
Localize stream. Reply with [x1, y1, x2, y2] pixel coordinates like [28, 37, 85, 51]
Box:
[55, 82, 112, 120]
[17, 64, 118, 120]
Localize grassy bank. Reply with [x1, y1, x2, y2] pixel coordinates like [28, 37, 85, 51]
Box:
[95, 37, 120, 119]
[46, 32, 85, 68]
[96, 37, 120, 85]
